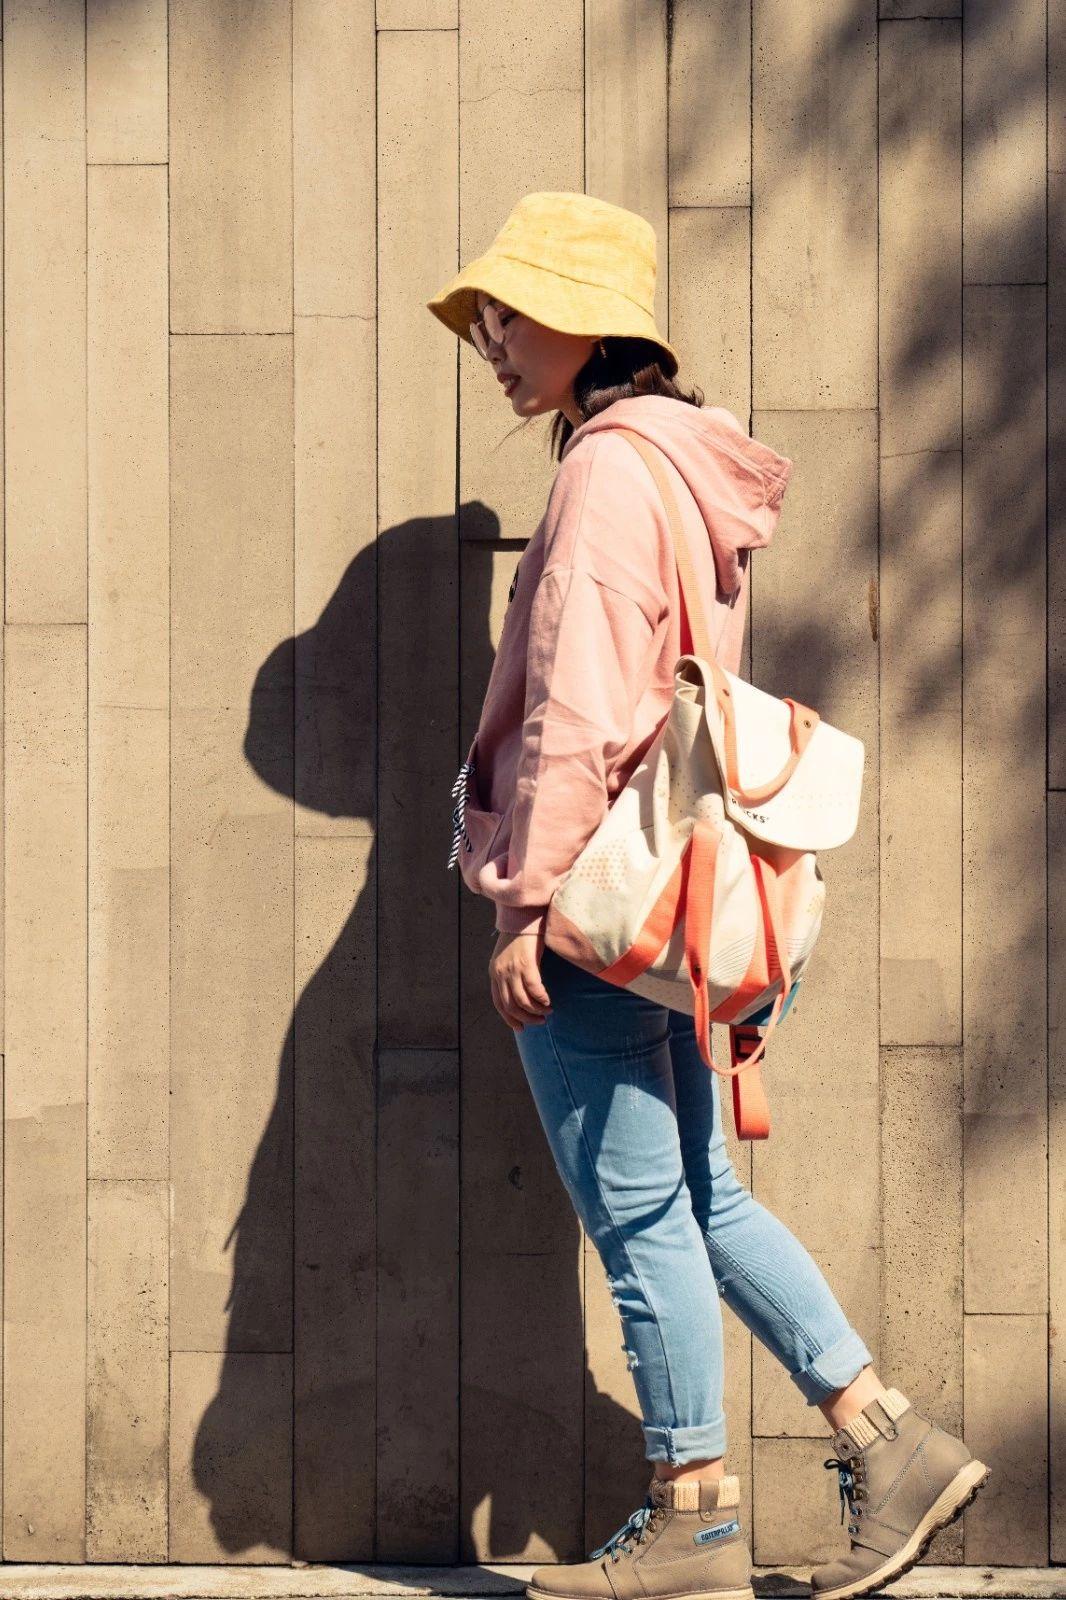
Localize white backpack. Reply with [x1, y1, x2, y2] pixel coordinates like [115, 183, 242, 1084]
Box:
[541, 428, 865, 1140]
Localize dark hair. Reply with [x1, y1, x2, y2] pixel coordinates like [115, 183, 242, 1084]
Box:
[505, 337, 704, 461]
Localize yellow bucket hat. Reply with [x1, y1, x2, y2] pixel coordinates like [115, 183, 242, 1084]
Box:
[426, 190, 679, 375]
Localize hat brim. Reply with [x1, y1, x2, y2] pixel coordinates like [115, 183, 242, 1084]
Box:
[426, 251, 679, 374]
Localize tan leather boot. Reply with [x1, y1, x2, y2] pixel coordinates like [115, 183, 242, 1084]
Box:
[526, 1472, 754, 1600]
[809, 1386, 991, 1600]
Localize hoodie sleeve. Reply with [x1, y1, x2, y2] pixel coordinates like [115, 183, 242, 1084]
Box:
[479, 442, 660, 937]
[484, 566, 656, 935]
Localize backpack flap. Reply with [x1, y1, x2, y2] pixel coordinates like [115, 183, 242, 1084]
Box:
[676, 654, 865, 851]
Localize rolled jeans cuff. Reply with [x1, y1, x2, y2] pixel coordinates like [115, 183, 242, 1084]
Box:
[790, 1327, 874, 1404]
[642, 1417, 728, 1465]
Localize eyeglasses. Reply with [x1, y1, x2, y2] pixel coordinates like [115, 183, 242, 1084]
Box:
[469, 300, 515, 359]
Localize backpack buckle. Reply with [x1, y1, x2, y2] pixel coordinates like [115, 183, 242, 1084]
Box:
[730, 1023, 764, 1069]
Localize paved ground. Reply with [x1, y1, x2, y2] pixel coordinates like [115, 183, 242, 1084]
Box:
[0, 1566, 1059, 1599]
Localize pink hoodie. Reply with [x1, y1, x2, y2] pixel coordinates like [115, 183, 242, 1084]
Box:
[449, 393, 794, 937]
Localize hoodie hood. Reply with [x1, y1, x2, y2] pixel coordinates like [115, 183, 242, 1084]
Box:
[561, 394, 794, 599]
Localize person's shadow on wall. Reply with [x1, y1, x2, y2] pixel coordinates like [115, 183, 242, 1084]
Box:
[188, 501, 652, 1567]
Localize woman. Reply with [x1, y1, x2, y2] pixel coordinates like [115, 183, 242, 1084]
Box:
[427, 191, 989, 1600]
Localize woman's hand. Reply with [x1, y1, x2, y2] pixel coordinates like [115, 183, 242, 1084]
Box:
[490, 928, 553, 1031]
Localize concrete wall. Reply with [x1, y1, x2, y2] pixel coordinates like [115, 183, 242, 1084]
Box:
[0, 0, 1060, 1571]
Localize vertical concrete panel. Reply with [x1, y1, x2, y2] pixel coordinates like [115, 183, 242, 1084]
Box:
[170, 0, 292, 333]
[880, 1046, 964, 1561]
[377, 1048, 459, 1560]
[85, 163, 170, 1562]
[294, 0, 376, 320]
[1051, 792, 1066, 1560]
[879, 21, 962, 1045]
[170, 337, 294, 1359]
[879, 21, 961, 460]
[1051, 13, 1065, 1543]
[4, 0, 85, 622]
[586, 0, 669, 336]
[750, 414, 879, 1450]
[880, 445, 962, 1044]
[753, 0, 877, 411]
[86, 1180, 168, 1560]
[169, 1351, 292, 1561]
[0, 1039, 4, 1555]
[1051, 37, 1066, 790]
[669, 207, 751, 420]
[291, 4, 378, 1553]
[293, 836, 376, 1559]
[964, 1314, 1047, 1563]
[86, 0, 167, 163]
[669, 0, 750, 208]
[293, 318, 377, 839]
[1054, 328, 1066, 789]
[87, 166, 170, 1181]
[962, 285, 1046, 1314]
[378, 26, 455, 538]
[962, 0, 1046, 286]
[456, 0, 583, 541]
[4, 626, 87, 1558]
[0, 11, 8, 1550]
[378, 30, 458, 1049]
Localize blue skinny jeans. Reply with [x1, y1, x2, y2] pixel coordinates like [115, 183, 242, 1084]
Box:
[513, 944, 874, 1466]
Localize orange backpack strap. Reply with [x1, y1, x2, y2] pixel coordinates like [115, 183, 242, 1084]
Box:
[594, 819, 789, 1142]
[596, 848, 688, 986]
[709, 854, 795, 1139]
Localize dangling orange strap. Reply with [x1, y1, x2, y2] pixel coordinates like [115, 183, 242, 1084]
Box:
[728, 1024, 772, 1140]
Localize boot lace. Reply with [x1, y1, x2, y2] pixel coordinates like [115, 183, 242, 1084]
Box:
[588, 1497, 660, 1562]
[823, 1454, 867, 1537]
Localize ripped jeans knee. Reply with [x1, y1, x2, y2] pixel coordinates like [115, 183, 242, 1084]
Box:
[605, 1269, 641, 1370]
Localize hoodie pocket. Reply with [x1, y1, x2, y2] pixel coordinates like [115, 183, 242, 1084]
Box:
[449, 734, 506, 894]
[457, 803, 506, 894]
